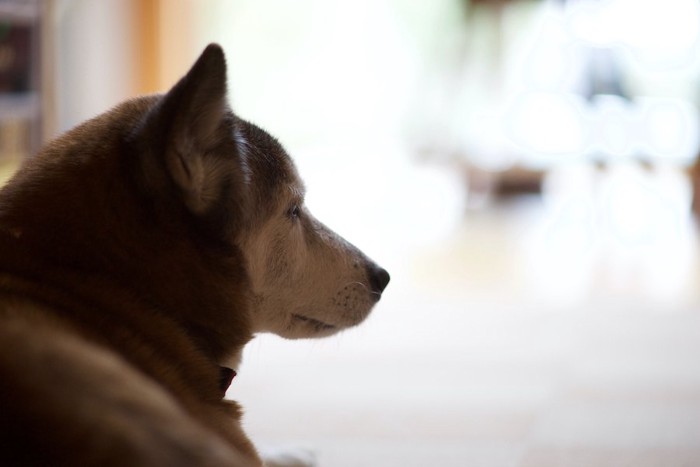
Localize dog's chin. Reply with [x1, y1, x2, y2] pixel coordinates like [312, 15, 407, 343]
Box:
[280, 311, 370, 339]
[284, 313, 340, 339]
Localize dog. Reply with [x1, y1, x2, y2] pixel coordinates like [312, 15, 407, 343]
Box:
[0, 43, 389, 466]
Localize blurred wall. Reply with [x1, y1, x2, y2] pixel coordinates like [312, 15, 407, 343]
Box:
[53, 0, 138, 134]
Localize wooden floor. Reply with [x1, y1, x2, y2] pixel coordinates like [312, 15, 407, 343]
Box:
[232, 174, 700, 466]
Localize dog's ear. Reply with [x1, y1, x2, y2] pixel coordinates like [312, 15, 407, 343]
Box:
[140, 43, 236, 215]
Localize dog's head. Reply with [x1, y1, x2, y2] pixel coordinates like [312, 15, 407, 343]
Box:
[0, 44, 388, 360]
[137, 44, 389, 340]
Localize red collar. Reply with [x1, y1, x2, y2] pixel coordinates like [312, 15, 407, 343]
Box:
[219, 366, 237, 395]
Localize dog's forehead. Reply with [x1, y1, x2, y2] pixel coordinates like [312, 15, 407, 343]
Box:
[234, 118, 304, 202]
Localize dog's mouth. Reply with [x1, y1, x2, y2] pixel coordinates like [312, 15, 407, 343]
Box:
[291, 313, 336, 332]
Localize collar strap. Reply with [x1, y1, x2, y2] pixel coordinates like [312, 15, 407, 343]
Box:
[219, 366, 237, 395]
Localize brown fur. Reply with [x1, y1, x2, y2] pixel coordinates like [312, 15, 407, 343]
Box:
[0, 45, 260, 466]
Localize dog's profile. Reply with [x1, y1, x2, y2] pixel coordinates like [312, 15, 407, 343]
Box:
[0, 44, 389, 466]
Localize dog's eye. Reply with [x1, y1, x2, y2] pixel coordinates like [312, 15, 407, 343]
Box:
[288, 205, 301, 220]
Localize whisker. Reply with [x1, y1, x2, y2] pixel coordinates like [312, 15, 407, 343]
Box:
[343, 281, 369, 291]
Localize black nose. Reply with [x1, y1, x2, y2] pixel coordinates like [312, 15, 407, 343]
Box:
[368, 265, 390, 295]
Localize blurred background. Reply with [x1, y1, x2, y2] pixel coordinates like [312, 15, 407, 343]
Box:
[3, 0, 700, 465]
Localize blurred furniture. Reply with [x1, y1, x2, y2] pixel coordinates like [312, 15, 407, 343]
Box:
[0, 0, 52, 166]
